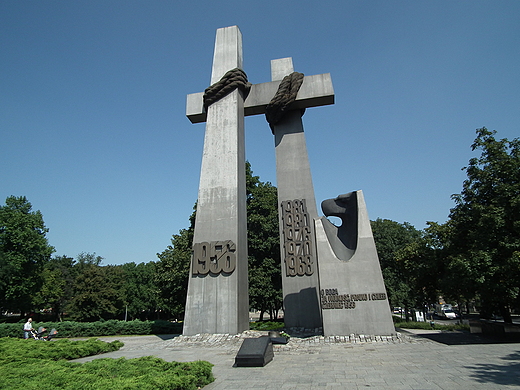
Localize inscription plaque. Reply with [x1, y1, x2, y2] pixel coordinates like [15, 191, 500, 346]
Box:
[320, 288, 387, 310]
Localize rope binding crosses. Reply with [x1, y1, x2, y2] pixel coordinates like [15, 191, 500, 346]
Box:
[265, 72, 305, 134]
[203, 68, 251, 110]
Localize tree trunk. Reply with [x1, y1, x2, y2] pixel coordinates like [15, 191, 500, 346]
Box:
[404, 306, 410, 322]
[499, 303, 512, 323]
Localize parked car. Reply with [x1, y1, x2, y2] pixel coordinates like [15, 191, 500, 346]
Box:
[442, 309, 457, 319]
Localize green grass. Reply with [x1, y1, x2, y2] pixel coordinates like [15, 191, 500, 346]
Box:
[0, 338, 214, 390]
[249, 320, 285, 331]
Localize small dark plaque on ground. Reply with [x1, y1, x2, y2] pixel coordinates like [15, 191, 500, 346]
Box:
[234, 337, 274, 367]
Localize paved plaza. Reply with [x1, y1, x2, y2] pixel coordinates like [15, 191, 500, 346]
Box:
[73, 329, 520, 389]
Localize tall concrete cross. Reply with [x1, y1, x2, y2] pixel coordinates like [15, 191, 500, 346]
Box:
[183, 26, 249, 336]
[185, 26, 334, 334]
[268, 58, 328, 330]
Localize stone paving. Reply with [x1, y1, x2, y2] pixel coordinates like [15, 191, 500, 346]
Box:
[72, 329, 520, 389]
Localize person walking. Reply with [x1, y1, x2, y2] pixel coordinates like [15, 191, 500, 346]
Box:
[23, 318, 33, 339]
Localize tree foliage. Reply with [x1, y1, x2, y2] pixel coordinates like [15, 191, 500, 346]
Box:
[246, 162, 282, 320]
[66, 253, 126, 321]
[121, 261, 160, 320]
[373, 128, 520, 321]
[394, 222, 446, 312]
[155, 208, 195, 319]
[372, 218, 448, 319]
[371, 218, 422, 311]
[447, 127, 520, 321]
[0, 196, 54, 314]
[33, 255, 74, 321]
[5, 130, 518, 325]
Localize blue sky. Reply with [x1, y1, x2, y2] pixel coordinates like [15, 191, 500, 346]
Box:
[2, 1, 519, 265]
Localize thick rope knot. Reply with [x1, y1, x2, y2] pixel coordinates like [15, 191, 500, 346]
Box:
[203, 68, 251, 110]
[265, 72, 305, 134]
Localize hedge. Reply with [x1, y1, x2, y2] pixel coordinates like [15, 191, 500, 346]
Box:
[0, 319, 183, 338]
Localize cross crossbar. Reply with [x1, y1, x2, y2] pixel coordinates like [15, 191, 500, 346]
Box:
[187, 72, 334, 124]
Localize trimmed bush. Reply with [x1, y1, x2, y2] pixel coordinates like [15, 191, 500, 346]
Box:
[0, 319, 183, 338]
[0, 337, 123, 361]
[0, 338, 214, 390]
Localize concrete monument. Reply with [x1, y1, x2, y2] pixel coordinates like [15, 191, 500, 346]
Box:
[185, 25, 394, 336]
[187, 52, 334, 332]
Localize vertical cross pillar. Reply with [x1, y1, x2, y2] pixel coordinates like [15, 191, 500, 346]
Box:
[271, 58, 323, 330]
[183, 26, 249, 335]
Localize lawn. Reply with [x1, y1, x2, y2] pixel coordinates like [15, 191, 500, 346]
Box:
[0, 337, 214, 390]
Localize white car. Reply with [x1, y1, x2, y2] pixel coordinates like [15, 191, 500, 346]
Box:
[443, 309, 457, 319]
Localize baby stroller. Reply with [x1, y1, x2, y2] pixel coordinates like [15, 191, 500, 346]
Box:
[31, 327, 58, 341]
[30, 327, 47, 340]
[44, 328, 58, 341]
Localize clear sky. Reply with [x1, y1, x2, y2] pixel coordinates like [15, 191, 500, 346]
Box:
[2, 1, 519, 265]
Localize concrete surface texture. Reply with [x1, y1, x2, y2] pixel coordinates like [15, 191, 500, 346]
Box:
[72, 330, 520, 389]
[316, 191, 395, 336]
[271, 57, 334, 330]
[183, 25, 249, 335]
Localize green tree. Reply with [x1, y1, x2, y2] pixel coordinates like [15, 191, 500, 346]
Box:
[246, 162, 282, 321]
[67, 253, 125, 321]
[74, 251, 103, 268]
[448, 128, 520, 322]
[426, 222, 476, 314]
[155, 208, 195, 320]
[121, 261, 160, 320]
[33, 255, 74, 321]
[371, 218, 422, 314]
[0, 196, 54, 315]
[395, 222, 445, 314]
[373, 219, 447, 320]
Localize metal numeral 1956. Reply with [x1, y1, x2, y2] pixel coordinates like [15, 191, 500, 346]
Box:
[192, 240, 236, 275]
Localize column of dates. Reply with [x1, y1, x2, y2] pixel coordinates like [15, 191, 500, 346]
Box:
[281, 199, 315, 276]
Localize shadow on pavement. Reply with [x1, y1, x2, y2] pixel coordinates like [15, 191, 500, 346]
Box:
[467, 351, 520, 387]
[410, 330, 520, 345]
[156, 334, 179, 341]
